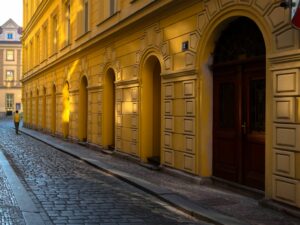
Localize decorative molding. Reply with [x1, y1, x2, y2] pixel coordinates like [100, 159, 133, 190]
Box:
[161, 69, 197, 81]
[87, 85, 101, 91]
[115, 79, 139, 88]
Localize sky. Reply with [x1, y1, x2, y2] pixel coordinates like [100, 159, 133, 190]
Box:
[0, 0, 23, 26]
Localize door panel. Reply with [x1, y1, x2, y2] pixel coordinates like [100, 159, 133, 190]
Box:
[213, 66, 241, 183]
[243, 62, 265, 190]
[213, 60, 265, 190]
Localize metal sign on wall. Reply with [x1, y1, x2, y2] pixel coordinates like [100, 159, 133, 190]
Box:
[291, 0, 300, 28]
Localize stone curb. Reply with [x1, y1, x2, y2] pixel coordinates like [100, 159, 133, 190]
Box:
[0, 150, 45, 225]
[19, 127, 249, 225]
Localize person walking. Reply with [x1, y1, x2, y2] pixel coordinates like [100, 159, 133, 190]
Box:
[13, 110, 20, 134]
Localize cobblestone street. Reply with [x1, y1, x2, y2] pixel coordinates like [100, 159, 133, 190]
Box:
[0, 166, 25, 225]
[2, 118, 300, 225]
[0, 120, 205, 225]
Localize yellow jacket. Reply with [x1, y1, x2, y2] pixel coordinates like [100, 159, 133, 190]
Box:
[14, 113, 20, 123]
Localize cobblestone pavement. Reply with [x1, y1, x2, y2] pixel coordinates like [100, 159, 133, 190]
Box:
[0, 121, 207, 225]
[11, 119, 300, 225]
[0, 166, 26, 225]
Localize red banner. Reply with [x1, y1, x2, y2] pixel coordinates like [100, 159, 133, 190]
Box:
[292, 0, 300, 29]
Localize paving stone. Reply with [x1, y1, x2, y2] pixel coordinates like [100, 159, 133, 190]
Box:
[0, 165, 26, 225]
[0, 119, 204, 225]
[0, 206, 26, 225]
[3, 118, 300, 225]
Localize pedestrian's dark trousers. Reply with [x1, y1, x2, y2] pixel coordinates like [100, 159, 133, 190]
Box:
[14, 122, 19, 134]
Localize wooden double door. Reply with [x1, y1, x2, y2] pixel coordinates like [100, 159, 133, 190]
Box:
[213, 59, 265, 190]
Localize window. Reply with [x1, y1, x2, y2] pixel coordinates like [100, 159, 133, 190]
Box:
[65, 0, 71, 44]
[83, 0, 89, 33]
[43, 24, 48, 60]
[110, 0, 117, 16]
[29, 41, 33, 68]
[52, 15, 58, 53]
[5, 94, 14, 109]
[25, 1, 28, 24]
[24, 46, 28, 72]
[7, 33, 13, 39]
[6, 50, 14, 61]
[6, 70, 14, 81]
[36, 33, 40, 64]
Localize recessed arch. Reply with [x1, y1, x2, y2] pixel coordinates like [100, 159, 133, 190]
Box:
[213, 17, 266, 190]
[78, 76, 88, 142]
[25, 92, 28, 125]
[62, 82, 70, 138]
[36, 89, 39, 129]
[102, 67, 116, 149]
[140, 52, 162, 164]
[30, 91, 33, 127]
[42, 87, 47, 130]
[196, 10, 271, 192]
[52, 84, 56, 134]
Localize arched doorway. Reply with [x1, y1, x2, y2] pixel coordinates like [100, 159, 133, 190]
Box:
[103, 68, 115, 149]
[141, 55, 161, 165]
[52, 85, 56, 134]
[36, 89, 39, 129]
[25, 92, 28, 125]
[212, 17, 266, 190]
[42, 87, 46, 130]
[79, 76, 88, 142]
[30, 91, 33, 127]
[62, 82, 70, 138]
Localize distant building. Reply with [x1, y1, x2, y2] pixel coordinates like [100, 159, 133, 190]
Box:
[0, 19, 22, 117]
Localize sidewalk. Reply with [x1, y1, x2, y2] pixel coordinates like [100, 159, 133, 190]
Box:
[0, 150, 44, 225]
[19, 126, 300, 225]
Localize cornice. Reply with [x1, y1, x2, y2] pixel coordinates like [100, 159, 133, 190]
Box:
[268, 49, 300, 64]
[115, 79, 139, 88]
[87, 85, 101, 91]
[23, 0, 51, 39]
[161, 69, 198, 81]
[0, 86, 22, 89]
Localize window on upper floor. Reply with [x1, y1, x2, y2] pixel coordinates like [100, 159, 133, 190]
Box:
[65, 0, 71, 44]
[6, 70, 14, 81]
[29, 41, 33, 69]
[52, 15, 58, 53]
[24, 1, 28, 25]
[24, 46, 28, 72]
[23, 46, 26, 71]
[109, 0, 117, 16]
[7, 33, 13, 39]
[36, 33, 40, 65]
[6, 50, 14, 61]
[42, 24, 48, 60]
[83, 0, 89, 33]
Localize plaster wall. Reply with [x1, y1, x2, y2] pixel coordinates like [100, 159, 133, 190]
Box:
[22, 0, 300, 208]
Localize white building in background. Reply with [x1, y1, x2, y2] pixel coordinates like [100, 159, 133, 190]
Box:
[0, 19, 22, 117]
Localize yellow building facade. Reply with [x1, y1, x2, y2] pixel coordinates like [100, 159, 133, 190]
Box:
[22, 0, 300, 208]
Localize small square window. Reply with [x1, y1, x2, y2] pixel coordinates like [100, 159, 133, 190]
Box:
[7, 33, 13, 39]
[6, 70, 14, 81]
[6, 50, 14, 61]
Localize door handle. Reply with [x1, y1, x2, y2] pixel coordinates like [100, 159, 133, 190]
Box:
[241, 122, 247, 135]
